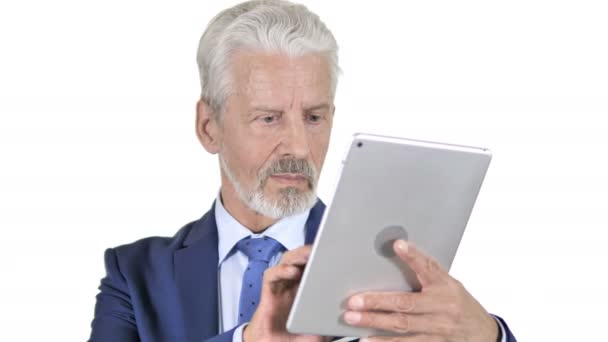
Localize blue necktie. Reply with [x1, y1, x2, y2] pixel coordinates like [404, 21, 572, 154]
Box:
[236, 236, 284, 324]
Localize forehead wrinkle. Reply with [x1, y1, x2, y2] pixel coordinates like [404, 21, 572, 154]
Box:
[232, 52, 332, 112]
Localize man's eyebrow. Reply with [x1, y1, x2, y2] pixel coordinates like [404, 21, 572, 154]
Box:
[250, 106, 283, 113]
[249, 103, 331, 113]
[304, 103, 331, 111]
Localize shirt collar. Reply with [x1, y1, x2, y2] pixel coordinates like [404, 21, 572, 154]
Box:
[215, 194, 311, 265]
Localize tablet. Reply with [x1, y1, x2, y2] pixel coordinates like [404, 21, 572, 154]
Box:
[286, 133, 492, 338]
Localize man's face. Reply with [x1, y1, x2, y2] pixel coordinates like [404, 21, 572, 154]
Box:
[216, 51, 334, 218]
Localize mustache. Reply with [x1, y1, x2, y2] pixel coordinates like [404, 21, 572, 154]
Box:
[259, 158, 317, 185]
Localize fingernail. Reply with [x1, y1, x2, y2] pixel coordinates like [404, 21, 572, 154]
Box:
[396, 240, 409, 253]
[360, 339, 370, 342]
[344, 311, 361, 324]
[349, 296, 364, 309]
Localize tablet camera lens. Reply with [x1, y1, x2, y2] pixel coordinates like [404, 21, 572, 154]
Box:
[357, 142, 363, 148]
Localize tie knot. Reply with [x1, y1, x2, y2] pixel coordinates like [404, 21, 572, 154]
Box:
[236, 236, 284, 262]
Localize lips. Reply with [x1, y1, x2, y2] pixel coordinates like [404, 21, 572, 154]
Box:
[270, 173, 308, 185]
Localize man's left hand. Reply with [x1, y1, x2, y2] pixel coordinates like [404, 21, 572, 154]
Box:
[343, 240, 499, 342]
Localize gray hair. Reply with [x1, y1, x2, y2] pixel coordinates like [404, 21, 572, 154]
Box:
[196, 0, 340, 117]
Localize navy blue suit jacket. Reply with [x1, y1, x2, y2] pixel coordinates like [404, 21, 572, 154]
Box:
[89, 200, 516, 342]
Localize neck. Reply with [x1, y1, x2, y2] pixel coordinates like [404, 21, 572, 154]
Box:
[219, 178, 278, 233]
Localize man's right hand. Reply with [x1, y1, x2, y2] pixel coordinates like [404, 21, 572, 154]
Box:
[243, 245, 330, 342]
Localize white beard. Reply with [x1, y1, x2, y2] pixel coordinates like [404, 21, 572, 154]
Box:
[219, 155, 318, 219]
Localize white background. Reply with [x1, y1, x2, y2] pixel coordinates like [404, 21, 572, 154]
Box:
[1, 0, 607, 340]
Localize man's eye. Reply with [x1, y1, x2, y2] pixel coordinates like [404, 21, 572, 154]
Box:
[307, 114, 322, 123]
[260, 115, 278, 124]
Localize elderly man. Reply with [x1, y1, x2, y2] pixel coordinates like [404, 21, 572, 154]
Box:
[89, 1, 516, 341]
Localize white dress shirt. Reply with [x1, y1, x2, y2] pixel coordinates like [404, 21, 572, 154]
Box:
[214, 196, 506, 342]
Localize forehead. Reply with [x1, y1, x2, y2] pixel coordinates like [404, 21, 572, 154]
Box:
[229, 50, 332, 105]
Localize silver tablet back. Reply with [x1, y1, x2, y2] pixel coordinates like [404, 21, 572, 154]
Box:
[286, 133, 492, 338]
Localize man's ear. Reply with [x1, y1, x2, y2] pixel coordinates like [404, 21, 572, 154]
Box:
[195, 98, 221, 154]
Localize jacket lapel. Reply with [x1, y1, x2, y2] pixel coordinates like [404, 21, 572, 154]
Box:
[305, 199, 326, 244]
[174, 204, 220, 340]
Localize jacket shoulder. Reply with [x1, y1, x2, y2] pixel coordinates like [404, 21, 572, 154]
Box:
[109, 217, 200, 272]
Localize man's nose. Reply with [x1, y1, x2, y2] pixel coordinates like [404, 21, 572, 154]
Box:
[279, 114, 310, 159]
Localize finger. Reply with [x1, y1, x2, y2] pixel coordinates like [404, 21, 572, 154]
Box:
[393, 240, 446, 286]
[362, 334, 442, 342]
[343, 310, 449, 336]
[346, 291, 439, 314]
[279, 245, 312, 266]
[263, 264, 302, 283]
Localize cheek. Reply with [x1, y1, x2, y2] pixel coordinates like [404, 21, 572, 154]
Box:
[225, 135, 278, 176]
[308, 127, 331, 172]
[221, 134, 251, 176]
